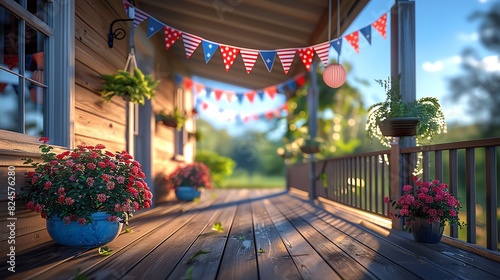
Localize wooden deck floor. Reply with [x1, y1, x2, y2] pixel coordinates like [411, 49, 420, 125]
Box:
[2, 189, 500, 280]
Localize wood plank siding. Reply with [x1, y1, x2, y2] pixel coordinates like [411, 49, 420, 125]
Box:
[1, 189, 498, 280]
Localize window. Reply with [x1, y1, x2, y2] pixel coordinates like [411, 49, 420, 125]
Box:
[0, 1, 51, 136]
[1, 0, 74, 147]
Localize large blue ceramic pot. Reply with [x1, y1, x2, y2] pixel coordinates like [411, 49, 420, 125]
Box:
[46, 212, 123, 247]
[175, 186, 201, 201]
[411, 217, 444, 243]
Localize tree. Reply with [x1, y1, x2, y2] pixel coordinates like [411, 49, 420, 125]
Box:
[448, 3, 500, 137]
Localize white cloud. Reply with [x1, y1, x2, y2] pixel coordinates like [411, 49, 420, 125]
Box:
[422, 61, 444, 72]
[482, 55, 500, 72]
[457, 32, 479, 42]
[478, 0, 489, 3]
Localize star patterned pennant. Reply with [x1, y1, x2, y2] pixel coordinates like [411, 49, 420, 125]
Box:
[219, 45, 240, 72]
[345, 31, 359, 53]
[259, 51, 276, 72]
[372, 14, 387, 39]
[182, 33, 202, 59]
[313, 42, 331, 66]
[163, 26, 181, 51]
[360, 25, 372, 45]
[240, 49, 259, 74]
[277, 49, 296, 74]
[202, 41, 219, 63]
[296, 47, 315, 72]
[147, 17, 164, 38]
[330, 38, 342, 57]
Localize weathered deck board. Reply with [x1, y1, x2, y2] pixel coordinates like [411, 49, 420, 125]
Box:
[2, 189, 499, 280]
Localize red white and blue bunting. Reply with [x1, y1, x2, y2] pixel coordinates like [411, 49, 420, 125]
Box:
[122, 1, 388, 74]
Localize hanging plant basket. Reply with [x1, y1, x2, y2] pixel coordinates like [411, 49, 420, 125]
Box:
[300, 145, 320, 154]
[160, 118, 178, 128]
[378, 117, 420, 137]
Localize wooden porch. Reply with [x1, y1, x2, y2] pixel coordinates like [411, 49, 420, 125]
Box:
[2, 189, 499, 280]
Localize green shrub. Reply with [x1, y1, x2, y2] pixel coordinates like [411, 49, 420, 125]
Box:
[195, 150, 235, 188]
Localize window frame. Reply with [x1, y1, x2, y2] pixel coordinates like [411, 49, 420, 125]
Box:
[0, 0, 74, 149]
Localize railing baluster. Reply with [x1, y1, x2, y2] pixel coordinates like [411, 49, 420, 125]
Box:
[435, 150, 443, 182]
[485, 146, 498, 250]
[465, 148, 476, 243]
[422, 151, 429, 181]
[449, 149, 459, 238]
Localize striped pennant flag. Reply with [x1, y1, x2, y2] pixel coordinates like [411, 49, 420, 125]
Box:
[277, 49, 296, 74]
[182, 33, 202, 59]
[313, 42, 331, 67]
[240, 49, 259, 74]
[122, 1, 148, 27]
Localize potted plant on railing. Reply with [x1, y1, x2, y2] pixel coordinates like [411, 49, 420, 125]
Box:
[21, 137, 153, 247]
[101, 68, 159, 105]
[300, 137, 324, 154]
[385, 176, 466, 243]
[156, 107, 187, 130]
[165, 162, 213, 201]
[366, 77, 447, 147]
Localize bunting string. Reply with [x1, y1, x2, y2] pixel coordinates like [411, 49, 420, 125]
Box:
[122, 0, 388, 74]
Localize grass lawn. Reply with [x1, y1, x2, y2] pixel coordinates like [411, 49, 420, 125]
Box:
[222, 174, 285, 189]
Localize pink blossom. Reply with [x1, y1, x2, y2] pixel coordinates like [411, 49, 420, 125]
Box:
[133, 201, 140, 211]
[114, 203, 122, 212]
[428, 208, 437, 217]
[70, 175, 76, 182]
[98, 161, 107, 168]
[34, 204, 43, 213]
[95, 144, 106, 149]
[58, 187, 65, 195]
[65, 197, 75, 205]
[50, 160, 58, 166]
[26, 201, 35, 210]
[86, 177, 95, 186]
[58, 195, 65, 204]
[63, 216, 71, 225]
[116, 176, 125, 184]
[39, 136, 49, 143]
[107, 181, 115, 191]
[402, 185, 412, 192]
[44, 181, 52, 190]
[86, 163, 96, 170]
[107, 216, 118, 222]
[78, 217, 87, 225]
[97, 193, 107, 203]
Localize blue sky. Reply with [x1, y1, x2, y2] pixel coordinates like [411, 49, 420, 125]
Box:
[195, 0, 498, 137]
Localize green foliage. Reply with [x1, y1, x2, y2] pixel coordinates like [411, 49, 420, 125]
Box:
[195, 150, 235, 188]
[98, 246, 113, 256]
[211, 221, 224, 232]
[157, 107, 187, 130]
[366, 77, 447, 147]
[101, 68, 159, 105]
[187, 250, 210, 264]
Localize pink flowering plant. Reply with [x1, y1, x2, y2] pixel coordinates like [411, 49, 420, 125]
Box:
[165, 162, 213, 190]
[21, 137, 153, 225]
[385, 176, 466, 230]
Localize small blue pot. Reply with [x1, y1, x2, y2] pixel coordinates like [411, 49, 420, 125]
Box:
[46, 212, 123, 247]
[411, 217, 444, 243]
[175, 186, 201, 201]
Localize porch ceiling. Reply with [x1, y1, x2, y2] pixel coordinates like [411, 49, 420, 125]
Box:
[137, 0, 369, 89]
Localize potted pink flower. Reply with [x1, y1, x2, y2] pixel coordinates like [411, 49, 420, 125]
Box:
[385, 176, 466, 243]
[165, 162, 213, 201]
[21, 137, 153, 246]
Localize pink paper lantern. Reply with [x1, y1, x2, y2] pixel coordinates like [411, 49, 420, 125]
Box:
[323, 63, 346, 88]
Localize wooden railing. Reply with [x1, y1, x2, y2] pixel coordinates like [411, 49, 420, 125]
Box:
[286, 137, 500, 252]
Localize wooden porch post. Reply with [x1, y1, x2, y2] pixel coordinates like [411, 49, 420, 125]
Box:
[390, 0, 416, 230]
[307, 60, 319, 200]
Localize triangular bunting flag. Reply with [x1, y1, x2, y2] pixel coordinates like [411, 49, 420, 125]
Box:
[313, 42, 331, 67]
[214, 89, 224, 101]
[260, 51, 276, 72]
[265, 86, 277, 99]
[277, 84, 286, 93]
[265, 111, 274, 120]
[174, 74, 182, 84]
[372, 14, 387, 39]
[225, 91, 234, 103]
[236, 93, 245, 104]
[202, 40, 219, 63]
[330, 38, 342, 58]
[194, 82, 205, 95]
[286, 80, 296, 92]
[277, 49, 296, 74]
[219, 45, 240, 72]
[182, 33, 202, 59]
[360, 25, 372, 45]
[246, 91, 256, 104]
[164, 26, 181, 51]
[240, 49, 259, 74]
[205, 87, 212, 98]
[183, 77, 193, 91]
[257, 91, 265, 101]
[132, 7, 148, 27]
[147, 17, 164, 38]
[295, 74, 306, 86]
[296, 47, 315, 72]
[202, 101, 209, 110]
[345, 31, 359, 53]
